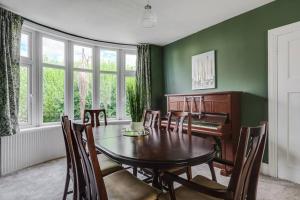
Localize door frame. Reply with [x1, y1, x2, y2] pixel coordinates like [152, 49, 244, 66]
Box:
[268, 21, 300, 178]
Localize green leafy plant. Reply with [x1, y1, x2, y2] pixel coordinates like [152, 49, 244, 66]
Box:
[126, 82, 143, 122]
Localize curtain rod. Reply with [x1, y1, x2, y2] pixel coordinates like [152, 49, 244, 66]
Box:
[24, 18, 138, 47]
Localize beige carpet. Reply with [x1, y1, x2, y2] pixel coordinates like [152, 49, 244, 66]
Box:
[0, 158, 300, 200]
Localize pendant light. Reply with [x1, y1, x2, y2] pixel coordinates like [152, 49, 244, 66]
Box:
[142, 0, 157, 28]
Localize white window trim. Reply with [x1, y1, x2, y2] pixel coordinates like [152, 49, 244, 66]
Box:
[39, 33, 67, 125]
[18, 64, 31, 127]
[121, 50, 137, 119]
[99, 48, 120, 119]
[19, 22, 137, 129]
[19, 28, 34, 128]
[71, 42, 95, 121]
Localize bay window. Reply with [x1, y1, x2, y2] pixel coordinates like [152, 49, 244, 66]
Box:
[18, 24, 137, 127]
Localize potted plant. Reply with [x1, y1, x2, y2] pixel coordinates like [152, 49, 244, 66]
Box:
[126, 82, 144, 131]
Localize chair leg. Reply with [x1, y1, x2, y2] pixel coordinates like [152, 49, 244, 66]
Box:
[73, 174, 78, 200]
[152, 169, 163, 190]
[208, 161, 217, 182]
[133, 167, 138, 177]
[63, 169, 71, 200]
[167, 180, 176, 200]
[186, 166, 192, 181]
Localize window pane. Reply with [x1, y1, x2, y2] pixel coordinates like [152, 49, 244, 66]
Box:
[125, 54, 137, 71]
[100, 49, 117, 71]
[42, 37, 65, 66]
[19, 66, 29, 123]
[74, 45, 93, 69]
[100, 74, 117, 118]
[74, 72, 93, 120]
[125, 76, 136, 117]
[20, 33, 29, 58]
[43, 67, 65, 123]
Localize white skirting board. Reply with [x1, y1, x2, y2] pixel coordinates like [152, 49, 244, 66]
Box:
[0, 126, 66, 176]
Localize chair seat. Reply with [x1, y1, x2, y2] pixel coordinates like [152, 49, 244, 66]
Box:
[159, 175, 227, 200]
[104, 169, 161, 200]
[97, 154, 123, 176]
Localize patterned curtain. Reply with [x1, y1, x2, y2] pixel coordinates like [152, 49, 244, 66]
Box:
[0, 8, 23, 136]
[136, 44, 151, 110]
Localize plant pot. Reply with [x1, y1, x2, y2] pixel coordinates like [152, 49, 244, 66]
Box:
[130, 122, 143, 131]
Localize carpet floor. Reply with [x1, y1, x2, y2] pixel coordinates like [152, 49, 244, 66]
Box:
[0, 158, 300, 200]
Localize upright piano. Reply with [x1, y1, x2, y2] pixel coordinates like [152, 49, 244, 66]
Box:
[161, 91, 241, 176]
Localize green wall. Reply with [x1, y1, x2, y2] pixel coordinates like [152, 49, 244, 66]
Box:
[162, 0, 300, 162]
[150, 45, 165, 111]
[163, 0, 300, 125]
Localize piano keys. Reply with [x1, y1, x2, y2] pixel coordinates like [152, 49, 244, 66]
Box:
[162, 91, 241, 176]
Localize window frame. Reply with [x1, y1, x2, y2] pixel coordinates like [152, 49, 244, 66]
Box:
[20, 22, 137, 128]
[39, 34, 67, 125]
[71, 42, 95, 121]
[99, 48, 119, 119]
[19, 64, 31, 125]
[20, 31, 32, 59]
[121, 49, 137, 119]
[124, 51, 138, 72]
[19, 29, 33, 127]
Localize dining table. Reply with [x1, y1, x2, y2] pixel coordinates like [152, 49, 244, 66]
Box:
[92, 124, 216, 189]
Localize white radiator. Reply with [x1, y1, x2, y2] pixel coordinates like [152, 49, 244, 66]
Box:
[0, 125, 66, 176]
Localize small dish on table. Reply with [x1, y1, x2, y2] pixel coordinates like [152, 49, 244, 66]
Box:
[122, 128, 149, 137]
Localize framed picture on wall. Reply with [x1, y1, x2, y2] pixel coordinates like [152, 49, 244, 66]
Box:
[192, 50, 216, 90]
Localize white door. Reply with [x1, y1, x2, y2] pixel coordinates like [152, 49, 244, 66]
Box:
[277, 28, 300, 184]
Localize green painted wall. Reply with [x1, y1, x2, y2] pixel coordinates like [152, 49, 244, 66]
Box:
[163, 0, 300, 162]
[150, 45, 165, 111]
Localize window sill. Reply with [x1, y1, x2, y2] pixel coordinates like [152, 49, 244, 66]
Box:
[20, 119, 131, 132]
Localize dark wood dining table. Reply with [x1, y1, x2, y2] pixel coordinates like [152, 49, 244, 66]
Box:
[92, 124, 216, 188]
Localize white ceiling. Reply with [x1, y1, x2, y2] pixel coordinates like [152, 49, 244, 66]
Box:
[0, 0, 274, 46]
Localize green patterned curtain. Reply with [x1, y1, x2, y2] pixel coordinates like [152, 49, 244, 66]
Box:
[136, 44, 151, 110]
[0, 8, 23, 136]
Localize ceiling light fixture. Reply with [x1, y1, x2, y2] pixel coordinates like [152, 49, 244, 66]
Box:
[142, 0, 157, 28]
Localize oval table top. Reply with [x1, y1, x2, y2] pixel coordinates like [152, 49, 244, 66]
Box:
[92, 124, 216, 169]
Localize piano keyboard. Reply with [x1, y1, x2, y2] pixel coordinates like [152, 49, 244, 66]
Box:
[169, 121, 220, 130]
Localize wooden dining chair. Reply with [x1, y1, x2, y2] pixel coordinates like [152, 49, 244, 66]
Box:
[167, 111, 192, 135]
[165, 111, 217, 182]
[72, 123, 161, 200]
[73, 123, 123, 177]
[83, 109, 108, 127]
[61, 116, 123, 200]
[143, 110, 161, 128]
[61, 116, 85, 200]
[163, 111, 194, 181]
[61, 116, 77, 200]
[134, 110, 162, 179]
[160, 122, 268, 200]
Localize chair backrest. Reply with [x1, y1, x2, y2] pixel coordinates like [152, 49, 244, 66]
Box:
[61, 117, 86, 200]
[167, 111, 192, 135]
[143, 110, 161, 128]
[61, 116, 71, 169]
[83, 109, 108, 127]
[227, 122, 267, 200]
[73, 123, 108, 200]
